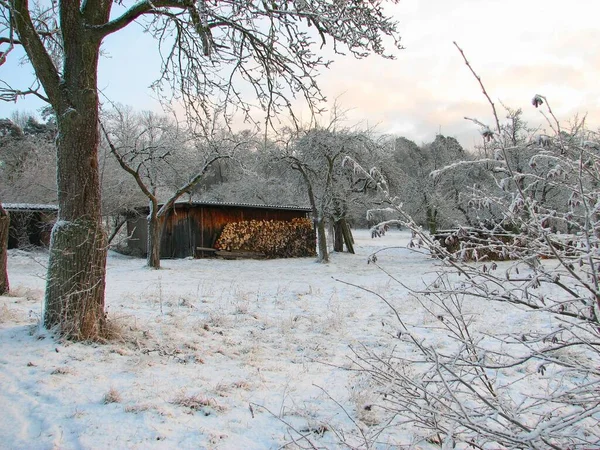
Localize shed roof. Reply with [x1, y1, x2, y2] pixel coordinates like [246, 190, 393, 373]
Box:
[3, 203, 58, 212]
[137, 201, 312, 213]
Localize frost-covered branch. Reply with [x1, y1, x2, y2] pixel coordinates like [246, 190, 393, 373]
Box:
[340, 82, 600, 446]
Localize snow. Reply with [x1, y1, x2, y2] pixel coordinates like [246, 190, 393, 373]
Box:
[0, 230, 567, 448]
[2, 203, 58, 211]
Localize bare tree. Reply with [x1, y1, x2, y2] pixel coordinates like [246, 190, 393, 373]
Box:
[282, 125, 376, 261]
[98, 129, 147, 247]
[193, 133, 305, 207]
[389, 134, 473, 233]
[0, 118, 57, 204]
[0, 0, 402, 339]
[282, 128, 336, 262]
[101, 109, 239, 268]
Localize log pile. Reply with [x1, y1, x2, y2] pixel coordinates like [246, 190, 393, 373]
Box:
[432, 228, 517, 261]
[432, 227, 574, 261]
[215, 218, 316, 258]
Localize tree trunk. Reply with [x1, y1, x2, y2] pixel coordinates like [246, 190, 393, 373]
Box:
[0, 205, 9, 295]
[333, 220, 344, 252]
[340, 219, 355, 254]
[147, 206, 161, 269]
[314, 216, 328, 263]
[44, 106, 107, 339]
[43, 15, 108, 339]
[293, 163, 328, 262]
[107, 216, 127, 246]
[426, 206, 438, 235]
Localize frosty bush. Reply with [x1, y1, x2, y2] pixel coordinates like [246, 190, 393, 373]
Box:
[343, 67, 600, 446]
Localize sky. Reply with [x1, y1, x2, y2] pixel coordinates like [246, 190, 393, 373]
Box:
[1, 0, 600, 149]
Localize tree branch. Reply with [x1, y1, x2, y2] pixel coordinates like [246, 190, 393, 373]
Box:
[0, 36, 21, 45]
[89, 0, 187, 38]
[454, 42, 501, 135]
[100, 120, 156, 202]
[11, 0, 61, 107]
[0, 79, 49, 103]
[157, 153, 230, 217]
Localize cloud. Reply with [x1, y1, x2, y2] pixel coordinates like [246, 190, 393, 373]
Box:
[1, 0, 600, 152]
[306, 0, 600, 148]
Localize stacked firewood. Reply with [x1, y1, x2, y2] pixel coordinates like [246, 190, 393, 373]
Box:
[215, 218, 316, 258]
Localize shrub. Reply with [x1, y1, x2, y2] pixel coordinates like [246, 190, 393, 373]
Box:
[345, 89, 600, 447]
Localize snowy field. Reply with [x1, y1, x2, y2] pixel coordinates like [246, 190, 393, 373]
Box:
[0, 230, 543, 449]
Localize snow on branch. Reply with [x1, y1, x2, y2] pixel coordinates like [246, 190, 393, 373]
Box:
[429, 158, 504, 181]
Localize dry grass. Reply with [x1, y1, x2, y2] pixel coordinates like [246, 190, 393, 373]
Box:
[348, 373, 385, 427]
[171, 392, 225, 413]
[101, 315, 155, 352]
[103, 387, 122, 404]
[124, 404, 152, 413]
[0, 303, 20, 323]
[50, 366, 73, 375]
[214, 380, 251, 397]
[6, 286, 43, 302]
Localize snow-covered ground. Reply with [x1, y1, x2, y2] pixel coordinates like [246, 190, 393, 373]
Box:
[0, 230, 542, 449]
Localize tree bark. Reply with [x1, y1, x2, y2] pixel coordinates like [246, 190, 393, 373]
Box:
[340, 218, 355, 254]
[315, 216, 329, 263]
[44, 106, 107, 339]
[42, 3, 110, 340]
[333, 220, 344, 252]
[0, 205, 9, 295]
[426, 206, 438, 235]
[147, 201, 161, 269]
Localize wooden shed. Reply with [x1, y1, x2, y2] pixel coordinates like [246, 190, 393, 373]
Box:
[126, 201, 312, 258]
[4, 203, 58, 249]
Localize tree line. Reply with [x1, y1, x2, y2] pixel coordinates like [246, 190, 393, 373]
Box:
[1, 106, 504, 258]
[3, 104, 575, 263]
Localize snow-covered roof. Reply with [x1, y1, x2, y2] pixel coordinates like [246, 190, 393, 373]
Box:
[184, 201, 311, 212]
[3, 203, 58, 212]
[137, 201, 311, 212]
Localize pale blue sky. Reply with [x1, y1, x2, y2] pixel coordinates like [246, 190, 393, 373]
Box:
[1, 0, 599, 147]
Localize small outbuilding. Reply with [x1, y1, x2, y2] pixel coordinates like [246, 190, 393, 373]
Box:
[126, 201, 313, 258]
[4, 203, 58, 249]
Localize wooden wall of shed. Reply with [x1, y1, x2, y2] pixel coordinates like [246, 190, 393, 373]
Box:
[127, 205, 309, 258]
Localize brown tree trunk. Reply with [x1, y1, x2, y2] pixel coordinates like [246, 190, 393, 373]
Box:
[341, 219, 355, 254]
[43, 9, 109, 339]
[333, 220, 344, 252]
[0, 205, 9, 295]
[44, 106, 107, 339]
[316, 216, 329, 263]
[147, 205, 161, 269]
